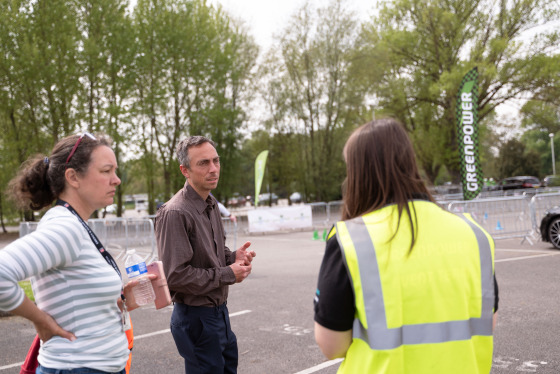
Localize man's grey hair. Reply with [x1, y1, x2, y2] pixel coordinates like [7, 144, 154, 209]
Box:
[176, 136, 216, 168]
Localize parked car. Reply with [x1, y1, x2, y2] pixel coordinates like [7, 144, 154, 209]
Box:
[135, 198, 148, 212]
[289, 192, 302, 204]
[540, 206, 560, 249]
[495, 176, 541, 191]
[227, 193, 246, 208]
[257, 192, 279, 206]
[543, 175, 560, 187]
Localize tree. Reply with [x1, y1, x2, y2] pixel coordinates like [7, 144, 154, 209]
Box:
[132, 0, 171, 214]
[258, 0, 366, 202]
[198, 16, 259, 203]
[0, 1, 39, 169]
[496, 138, 540, 179]
[31, 0, 82, 142]
[132, 0, 257, 211]
[0, 0, 79, 160]
[0, 0, 82, 221]
[75, 0, 135, 216]
[519, 100, 560, 177]
[0, 0, 258, 221]
[102, 3, 136, 216]
[356, 0, 560, 183]
[477, 113, 508, 181]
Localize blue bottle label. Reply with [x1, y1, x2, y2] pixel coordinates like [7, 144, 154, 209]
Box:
[125, 262, 148, 278]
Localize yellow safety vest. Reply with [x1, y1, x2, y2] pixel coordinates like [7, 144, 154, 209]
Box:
[335, 201, 495, 374]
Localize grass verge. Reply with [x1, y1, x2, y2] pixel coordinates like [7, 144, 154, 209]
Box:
[0, 280, 34, 317]
[19, 280, 35, 302]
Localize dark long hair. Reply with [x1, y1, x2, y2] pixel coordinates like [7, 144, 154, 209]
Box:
[9, 134, 111, 211]
[342, 118, 433, 249]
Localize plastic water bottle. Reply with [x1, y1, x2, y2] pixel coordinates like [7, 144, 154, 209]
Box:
[124, 249, 155, 306]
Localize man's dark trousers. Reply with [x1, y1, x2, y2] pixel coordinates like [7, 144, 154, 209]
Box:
[171, 302, 238, 374]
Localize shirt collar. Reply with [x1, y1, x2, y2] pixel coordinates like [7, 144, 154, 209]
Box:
[184, 182, 216, 215]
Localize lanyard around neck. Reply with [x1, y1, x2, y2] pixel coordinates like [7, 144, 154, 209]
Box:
[56, 199, 122, 280]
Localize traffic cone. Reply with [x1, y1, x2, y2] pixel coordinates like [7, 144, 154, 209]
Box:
[312, 230, 320, 240]
[496, 220, 504, 230]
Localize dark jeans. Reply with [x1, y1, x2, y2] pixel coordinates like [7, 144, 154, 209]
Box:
[171, 302, 238, 374]
[36, 366, 126, 374]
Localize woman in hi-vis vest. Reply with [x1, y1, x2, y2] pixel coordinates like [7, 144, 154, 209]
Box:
[313, 118, 498, 373]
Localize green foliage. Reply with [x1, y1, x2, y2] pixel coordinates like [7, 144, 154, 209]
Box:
[496, 138, 541, 179]
[518, 100, 560, 178]
[76, 0, 136, 216]
[256, 0, 365, 202]
[521, 101, 560, 134]
[1, 0, 560, 209]
[0, 0, 257, 217]
[132, 0, 258, 209]
[354, 0, 560, 184]
[19, 280, 34, 302]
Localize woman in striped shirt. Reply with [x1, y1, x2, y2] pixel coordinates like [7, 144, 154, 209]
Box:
[0, 133, 151, 374]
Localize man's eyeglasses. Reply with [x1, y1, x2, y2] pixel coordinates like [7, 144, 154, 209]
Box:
[66, 132, 96, 165]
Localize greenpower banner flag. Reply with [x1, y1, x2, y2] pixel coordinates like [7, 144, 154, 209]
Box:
[254, 150, 269, 206]
[456, 67, 482, 200]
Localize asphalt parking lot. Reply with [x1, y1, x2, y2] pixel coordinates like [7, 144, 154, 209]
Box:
[1, 229, 559, 374]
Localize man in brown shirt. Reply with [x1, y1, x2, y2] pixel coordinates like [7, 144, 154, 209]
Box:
[155, 135, 255, 374]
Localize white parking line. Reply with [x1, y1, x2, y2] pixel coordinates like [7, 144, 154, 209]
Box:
[293, 358, 344, 374]
[0, 362, 22, 371]
[497, 248, 556, 253]
[228, 310, 252, 317]
[135, 328, 170, 340]
[496, 252, 560, 263]
[0, 310, 252, 372]
[133, 309, 252, 341]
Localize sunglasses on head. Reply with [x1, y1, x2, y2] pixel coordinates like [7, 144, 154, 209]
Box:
[66, 132, 96, 165]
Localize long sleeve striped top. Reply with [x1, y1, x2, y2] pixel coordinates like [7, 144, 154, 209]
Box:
[0, 206, 128, 372]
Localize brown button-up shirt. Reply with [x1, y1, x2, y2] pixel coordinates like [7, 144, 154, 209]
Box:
[155, 182, 236, 307]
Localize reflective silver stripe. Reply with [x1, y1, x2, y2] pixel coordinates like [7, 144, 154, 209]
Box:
[458, 214, 495, 320]
[337, 213, 494, 350]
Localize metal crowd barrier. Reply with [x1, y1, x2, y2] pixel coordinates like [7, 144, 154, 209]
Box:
[308, 202, 329, 228]
[443, 191, 560, 244]
[447, 196, 536, 244]
[529, 192, 560, 236]
[19, 222, 39, 238]
[19, 193, 560, 248]
[327, 196, 549, 244]
[149, 214, 238, 249]
[88, 217, 157, 262]
[222, 217, 238, 250]
[327, 200, 343, 226]
[19, 217, 158, 262]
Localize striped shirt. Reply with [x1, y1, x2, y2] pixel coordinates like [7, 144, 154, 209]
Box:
[0, 206, 128, 372]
